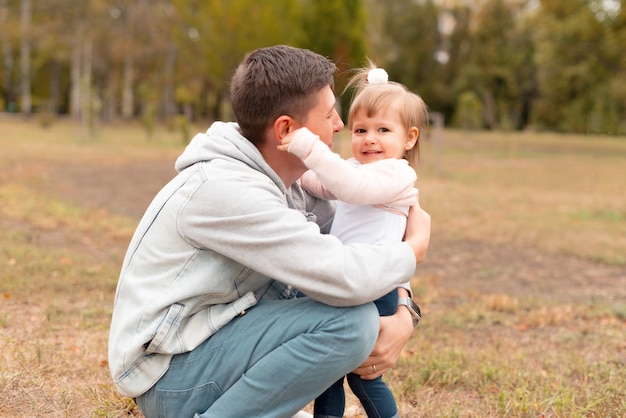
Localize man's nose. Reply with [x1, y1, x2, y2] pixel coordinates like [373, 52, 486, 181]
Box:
[333, 112, 344, 132]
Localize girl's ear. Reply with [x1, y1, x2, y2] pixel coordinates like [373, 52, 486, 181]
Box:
[405, 127, 420, 150]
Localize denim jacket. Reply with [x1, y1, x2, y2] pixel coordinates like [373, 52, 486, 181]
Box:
[107, 122, 416, 398]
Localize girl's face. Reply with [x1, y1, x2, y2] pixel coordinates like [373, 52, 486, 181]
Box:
[350, 108, 418, 165]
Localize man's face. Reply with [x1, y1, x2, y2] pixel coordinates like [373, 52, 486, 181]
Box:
[301, 85, 344, 148]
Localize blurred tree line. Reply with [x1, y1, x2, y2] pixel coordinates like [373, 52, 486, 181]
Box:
[0, 0, 624, 135]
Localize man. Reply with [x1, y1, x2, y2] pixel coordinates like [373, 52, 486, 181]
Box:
[108, 45, 430, 418]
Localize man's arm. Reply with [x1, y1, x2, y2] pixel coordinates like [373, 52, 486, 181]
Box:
[352, 287, 415, 379]
[181, 168, 420, 306]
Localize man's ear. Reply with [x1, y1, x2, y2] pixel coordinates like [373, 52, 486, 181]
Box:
[273, 115, 295, 144]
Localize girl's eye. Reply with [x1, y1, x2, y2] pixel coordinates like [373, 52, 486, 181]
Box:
[378, 127, 390, 133]
[355, 128, 366, 134]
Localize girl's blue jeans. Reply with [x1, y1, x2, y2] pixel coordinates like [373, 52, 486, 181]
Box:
[313, 374, 399, 418]
[314, 289, 399, 418]
[135, 297, 379, 418]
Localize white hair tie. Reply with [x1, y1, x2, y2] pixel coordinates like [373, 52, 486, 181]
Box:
[367, 68, 389, 84]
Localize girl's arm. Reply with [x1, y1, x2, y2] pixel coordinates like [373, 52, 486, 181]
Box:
[280, 127, 417, 206]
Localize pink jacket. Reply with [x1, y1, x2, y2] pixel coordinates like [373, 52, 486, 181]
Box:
[287, 128, 417, 212]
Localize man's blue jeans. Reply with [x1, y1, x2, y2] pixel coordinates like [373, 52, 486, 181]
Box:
[136, 297, 379, 418]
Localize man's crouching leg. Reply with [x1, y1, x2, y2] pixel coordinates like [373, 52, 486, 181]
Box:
[204, 298, 380, 417]
[137, 298, 379, 418]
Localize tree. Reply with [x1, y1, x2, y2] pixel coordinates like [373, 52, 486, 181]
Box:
[19, 0, 30, 114]
[0, 0, 621, 135]
[172, 0, 304, 120]
[439, 4, 473, 125]
[532, 0, 624, 133]
[0, 0, 16, 111]
[301, 0, 367, 115]
[369, 0, 441, 112]
[452, 0, 535, 130]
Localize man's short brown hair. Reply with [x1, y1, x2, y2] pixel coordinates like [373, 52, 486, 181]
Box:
[230, 45, 336, 146]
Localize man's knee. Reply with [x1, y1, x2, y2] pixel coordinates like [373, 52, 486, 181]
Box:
[343, 302, 379, 359]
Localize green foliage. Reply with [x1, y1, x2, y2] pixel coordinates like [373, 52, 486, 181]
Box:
[173, 0, 304, 87]
[300, 0, 368, 117]
[454, 91, 483, 130]
[0, 0, 625, 134]
[452, 0, 535, 130]
[301, 0, 367, 65]
[532, 0, 624, 134]
[372, 0, 440, 106]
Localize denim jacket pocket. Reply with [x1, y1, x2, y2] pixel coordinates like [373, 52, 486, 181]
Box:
[145, 303, 185, 354]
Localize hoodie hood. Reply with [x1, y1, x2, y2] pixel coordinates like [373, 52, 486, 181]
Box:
[175, 122, 287, 194]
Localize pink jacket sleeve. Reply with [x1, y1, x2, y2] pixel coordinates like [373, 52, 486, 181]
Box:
[288, 128, 417, 207]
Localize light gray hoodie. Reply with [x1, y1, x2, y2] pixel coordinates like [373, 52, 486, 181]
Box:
[108, 122, 416, 398]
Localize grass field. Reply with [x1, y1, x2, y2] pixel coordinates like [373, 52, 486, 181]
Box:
[1, 117, 625, 417]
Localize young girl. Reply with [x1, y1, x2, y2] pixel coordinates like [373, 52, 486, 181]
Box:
[279, 64, 428, 418]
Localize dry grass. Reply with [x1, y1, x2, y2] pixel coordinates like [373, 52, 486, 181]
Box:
[0, 118, 184, 417]
[418, 129, 626, 266]
[0, 118, 624, 417]
[388, 276, 625, 417]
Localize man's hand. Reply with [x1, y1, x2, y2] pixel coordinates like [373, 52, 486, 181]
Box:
[352, 293, 414, 380]
[404, 198, 431, 264]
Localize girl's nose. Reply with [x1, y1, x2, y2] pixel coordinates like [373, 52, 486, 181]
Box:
[364, 132, 376, 143]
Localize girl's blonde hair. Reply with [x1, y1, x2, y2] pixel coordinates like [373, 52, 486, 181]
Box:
[344, 60, 428, 169]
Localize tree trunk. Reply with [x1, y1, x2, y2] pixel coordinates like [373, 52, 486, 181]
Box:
[49, 59, 60, 113]
[82, 38, 95, 135]
[19, 0, 31, 114]
[162, 41, 177, 120]
[481, 90, 497, 130]
[0, 0, 14, 111]
[70, 37, 81, 119]
[102, 73, 118, 122]
[121, 55, 134, 118]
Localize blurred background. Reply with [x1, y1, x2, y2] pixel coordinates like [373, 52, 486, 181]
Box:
[0, 0, 624, 136]
[2, 2, 625, 416]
